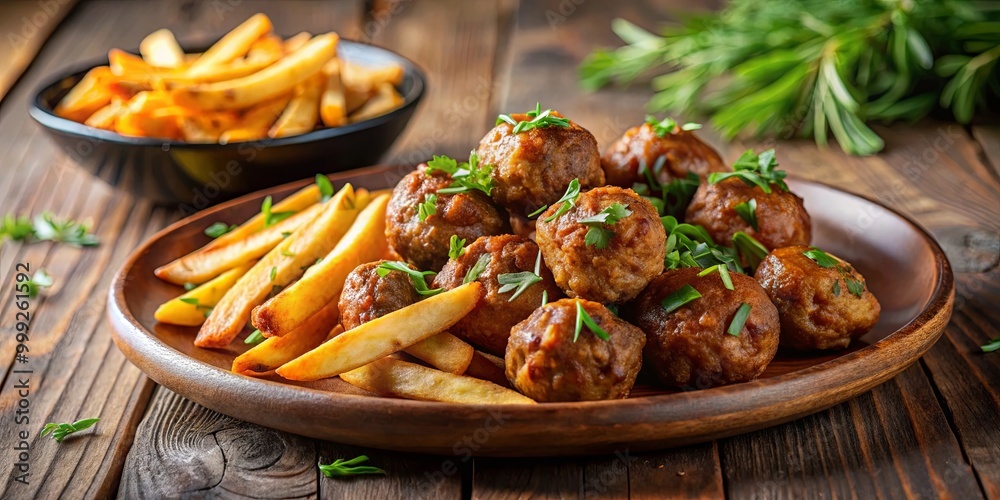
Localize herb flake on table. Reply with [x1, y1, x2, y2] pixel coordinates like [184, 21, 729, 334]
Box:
[982, 338, 1000, 353]
[377, 261, 442, 296]
[319, 455, 386, 478]
[1, 212, 100, 247]
[25, 269, 53, 298]
[574, 301, 610, 342]
[41, 418, 99, 442]
[497, 102, 571, 134]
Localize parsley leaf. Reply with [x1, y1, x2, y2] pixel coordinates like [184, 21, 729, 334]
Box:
[645, 114, 701, 137]
[573, 301, 610, 342]
[204, 222, 237, 238]
[497, 103, 571, 134]
[318, 455, 386, 478]
[25, 269, 53, 298]
[734, 198, 759, 231]
[41, 418, 99, 443]
[708, 149, 788, 194]
[417, 193, 437, 222]
[377, 261, 442, 296]
[426, 152, 494, 196]
[261, 196, 296, 227]
[448, 235, 467, 260]
[316, 174, 335, 202]
[542, 179, 581, 222]
[803, 248, 839, 268]
[463, 254, 491, 284]
[579, 203, 632, 249]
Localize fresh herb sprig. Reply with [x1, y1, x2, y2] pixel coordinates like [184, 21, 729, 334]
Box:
[732, 231, 769, 271]
[734, 199, 759, 231]
[426, 152, 495, 196]
[463, 254, 491, 284]
[261, 196, 295, 227]
[646, 115, 701, 137]
[579, 203, 632, 249]
[497, 251, 544, 302]
[1, 212, 100, 247]
[580, 4, 1000, 156]
[497, 103, 571, 134]
[982, 338, 1000, 353]
[574, 301, 610, 342]
[377, 261, 442, 296]
[803, 247, 867, 297]
[708, 149, 788, 194]
[541, 179, 581, 222]
[661, 216, 742, 274]
[318, 455, 386, 478]
[204, 222, 237, 238]
[448, 235, 467, 260]
[661, 284, 702, 313]
[41, 418, 99, 442]
[417, 193, 437, 222]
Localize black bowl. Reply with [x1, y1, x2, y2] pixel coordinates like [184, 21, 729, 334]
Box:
[29, 40, 425, 208]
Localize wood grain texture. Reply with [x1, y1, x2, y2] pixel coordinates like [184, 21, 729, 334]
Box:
[0, 0, 77, 101]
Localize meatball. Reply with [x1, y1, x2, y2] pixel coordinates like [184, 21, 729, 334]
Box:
[536, 186, 665, 304]
[623, 268, 780, 389]
[386, 166, 508, 271]
[338, 260, 420, 331]
[601, 122, 727, 188]
[505, 298, 645, 402]
[685, 177, 810, 250]
[433, 235, 563, 356]
[754, 246, 880, 351]
[477, 111, 604, 216]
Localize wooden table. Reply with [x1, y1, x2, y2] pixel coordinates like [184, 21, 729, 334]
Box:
[0, 0, 997, 498]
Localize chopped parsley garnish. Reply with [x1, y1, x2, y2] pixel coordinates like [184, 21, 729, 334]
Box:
[661, 173, 700, 217]
[417, 193, 437, 222]
[319, 455, 386, 478]
[377, 261, 442, 296]
[845, 276, 865, 298]
[645, 114, 701, 137]
[426, 153, 494, 196]
[728, 303, 752, 336]
[660, 284, 702, 313]
[463, 254, 491, 284]
[802, 248, 839, 268]
[1, 212, 100, 247]
[708, 149, 788, 194]
[269, 266, 277, 281]
[698, 264, 734, 290]
[204, 222, 237, 238]
[982, 338, 1000, 353]
[448, 235, 467, 260]
[183, 282, 197, 291]
[316, 174, 335, 202]
[261, 196, 296, 227]
[497, 252, 543, 302]
[281, 249, 296, 257]
[732, 231, 769, 271]
[497, 103, 571, 134]
[41, 418, 99, 443]
[832, 280, 841, 296]
[574, 301, 610, 342]
[579, 202, 631, 249]
[662, 216, 742, 274]
[804, 247, 867, 298]
[245, 329, 266, 345]
[734, 198, 759, 231]
[542, 179, 581, 222]
[179, 297, 213, 316]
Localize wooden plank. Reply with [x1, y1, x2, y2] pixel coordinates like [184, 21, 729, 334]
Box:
[629, 444, 724, 499]
[318, 441, 463, 499]
[719, 363, 982, 498]
[472, 458, 584, 499]
[0, 0, 78, 101]
[971, 125, 1000, 179]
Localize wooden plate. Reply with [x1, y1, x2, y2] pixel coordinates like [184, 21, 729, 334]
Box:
[108, 165, 954, 456]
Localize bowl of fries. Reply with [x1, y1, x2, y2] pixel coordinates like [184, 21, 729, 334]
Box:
[29, 14, 425, 206]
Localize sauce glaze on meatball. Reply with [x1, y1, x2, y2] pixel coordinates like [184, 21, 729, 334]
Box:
[623, 268, 780, 389]
[433, 235, 563, 356]
[685, 177, 810, 250]
[505, 298, 645, 402]
[477, 111, 604, 216]
[338, 260, 420, 331]
[536, 186, 665, 304]
[754, 246, 880, 351]
[601, 123, 727, 188]
[386, 166, 508, 271]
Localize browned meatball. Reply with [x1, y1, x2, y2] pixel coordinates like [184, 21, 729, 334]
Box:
[386, 166, 508, 271]
[623, 268, 780, 389]
[477, 111, 604, 216]
[505, 298, 645, 402]
[755, 246, 880, 351]
[433, 235, 563, 356]
[601, 123, 727, 188]
[536, 186, 665, 304]
[685, 177, 811, 250]
[338, 260, 420, 331]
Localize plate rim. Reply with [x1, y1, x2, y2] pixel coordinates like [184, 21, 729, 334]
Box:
[107, 165, 955, 455]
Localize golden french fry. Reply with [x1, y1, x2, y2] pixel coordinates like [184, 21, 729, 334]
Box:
[218, 94, 292, 144]
[173, 33, 338, 110]
[179, 111, 241, 142]
[283, 32, 312, 53]
[140, 29, 185, 68]
[275, 282, 482, 380]
[246, 34, 284, 65]
[268, 72, 324, 138]
[154, 262, 254, 326]
[109, 49, 178, 77]
[206, 183, 322, 250]
[83, 98, 123, 130]
[463, 351, 510, 387]
[251, 194, 389, 336]
[326, 324, 345, 341]
[155, 202, 324, 285]
[319, 58, 347, 127]
[232, 301, 339, 376]
[54, 66, 115, 122]
[404, 332, 475, 375]
[186, 13, 273, 77]
[344, 86, 371, 114]
[348, 82, 403, 123]
[341, 60, 404, 92]
[194, 185, 368, 348]
[340, 358, 534, 404]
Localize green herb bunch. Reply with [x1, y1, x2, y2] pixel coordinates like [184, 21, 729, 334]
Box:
[580, 0, 1000, 155]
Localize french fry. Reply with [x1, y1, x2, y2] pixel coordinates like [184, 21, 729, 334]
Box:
[154, 262, 254, 326]
[186, 13, 273, 77]
[83, 98, 123, 130]
[275, 282, 482, 380]
[246, 34, 284, 65]
[173, 33, 338, 110]
[319, 58, 347, 127]
[109, 49, 178, 77]
[463, 351, 511, 387]
[348, 82, 404, 123]
[341, 61, 404, 91]
[404, 332, 475, 374]
[206, 183, 322, 250]
[115, 102, 183, 139]
[194, 185, 369, 348]
[340, 358, 534, 404]
[54, 66, 114, 122]
[232, 301, 339, 376]
[218, 94, 292, 144]
[179, 111, 241, 142]
[344, 86, 371, 114]
[283, 32, 312, 53]
[140, 29, 185, 68]
[156, 202, 324, 285]
[268, 72, 324, 138]
[252, 194, 389, 336]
